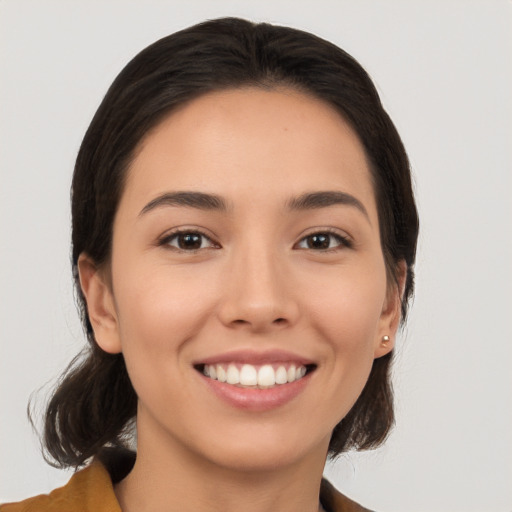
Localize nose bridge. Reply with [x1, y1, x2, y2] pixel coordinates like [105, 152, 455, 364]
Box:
[218, 236, 298, 330]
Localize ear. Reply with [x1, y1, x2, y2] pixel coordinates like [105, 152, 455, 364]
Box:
[77, 253, 122, 354]
[374, 260, 407, 358]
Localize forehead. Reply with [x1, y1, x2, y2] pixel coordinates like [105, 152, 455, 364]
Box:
[122, 87, 376, 218]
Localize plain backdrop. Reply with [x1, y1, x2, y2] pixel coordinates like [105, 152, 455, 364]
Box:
[1, 1, 511, 511]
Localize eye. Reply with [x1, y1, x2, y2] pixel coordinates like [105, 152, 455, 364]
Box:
[161, 230, 218, 251]
[296, 231, 351, 251]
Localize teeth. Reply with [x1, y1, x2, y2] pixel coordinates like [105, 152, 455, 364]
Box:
[240, 364, 258, 385]
[258, 365, 275, 386]
[217, 365, 227, 383]
[226, 364, 239, 384]
[203, 363, 309, 388]
[275, 366, 288, 384]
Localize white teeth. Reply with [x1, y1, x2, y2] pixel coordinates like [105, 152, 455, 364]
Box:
[257, 365, 275, 387]
[216, 365, 227, 382]
[226, 364, 240, 384]
[275, 366, 288, 384]
[204, 363, 309, 387]
[239, 364, 258, 385]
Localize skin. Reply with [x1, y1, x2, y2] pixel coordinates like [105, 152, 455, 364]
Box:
[79, 87, 403, 512]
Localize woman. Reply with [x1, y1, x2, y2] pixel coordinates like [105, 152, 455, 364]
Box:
[2, 17, 418, 512]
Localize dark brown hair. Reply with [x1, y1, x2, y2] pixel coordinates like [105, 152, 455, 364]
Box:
[39, 17, 418, 468]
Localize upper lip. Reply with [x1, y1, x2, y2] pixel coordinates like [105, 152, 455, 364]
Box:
[193, 349, 316, 367]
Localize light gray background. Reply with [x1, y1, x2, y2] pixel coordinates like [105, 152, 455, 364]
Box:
[1, 1, 511, 511]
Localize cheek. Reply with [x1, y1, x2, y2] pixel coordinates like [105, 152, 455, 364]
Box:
[111, 259, 219, 381]
[302, 259, 387, 370]
[111, 264, 222, 425]
[310, 274, 387, 417]
[115, 263, 216, 344]
[309, 259, 385, 328]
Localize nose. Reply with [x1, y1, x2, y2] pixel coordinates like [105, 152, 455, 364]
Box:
[217, 245, 300, 333]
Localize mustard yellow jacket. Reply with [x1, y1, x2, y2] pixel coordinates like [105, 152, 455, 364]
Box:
[1, 459, 372, 512]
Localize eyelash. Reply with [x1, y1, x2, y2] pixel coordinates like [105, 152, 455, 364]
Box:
[158, 228, 219, 252]
[158, 228, 352, 253]
[295, 229, 353, 252]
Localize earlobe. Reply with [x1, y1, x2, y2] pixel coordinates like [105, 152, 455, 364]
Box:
[374, 261, 407, 358]
[374, 334, 394, 358]
[77, 254, 122, 354]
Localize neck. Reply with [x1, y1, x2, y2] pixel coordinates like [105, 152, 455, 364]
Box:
[115, 419, 329, 512]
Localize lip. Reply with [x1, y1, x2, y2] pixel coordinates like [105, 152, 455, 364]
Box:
[199, 371, 313, 411]
[194, 350, 316, 412]
[194, 349, 315, 367]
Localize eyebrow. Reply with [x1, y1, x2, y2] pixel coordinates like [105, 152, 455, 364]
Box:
[139, 189, 369, 220]
[286, 191, 369, 220]
[139, 191, 228, 216]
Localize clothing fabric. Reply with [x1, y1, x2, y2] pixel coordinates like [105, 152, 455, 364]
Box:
[1, 451, 372, 512]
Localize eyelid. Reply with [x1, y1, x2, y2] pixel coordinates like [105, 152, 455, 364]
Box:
[157, 227, 220, 251]
[294, 228, 353, 251]
[156, 226, 352, 252]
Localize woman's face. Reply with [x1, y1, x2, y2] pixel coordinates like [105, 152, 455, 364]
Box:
[82, 87, 401, 471]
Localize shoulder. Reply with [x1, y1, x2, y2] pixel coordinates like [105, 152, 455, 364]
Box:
[0, 461, 121, 512]
[320, 478, 375, 512]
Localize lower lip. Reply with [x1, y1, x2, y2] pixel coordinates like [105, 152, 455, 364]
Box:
[199, 372, 312, 412]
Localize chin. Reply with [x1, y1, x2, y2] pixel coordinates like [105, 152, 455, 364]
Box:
[196, 429, 330, 473]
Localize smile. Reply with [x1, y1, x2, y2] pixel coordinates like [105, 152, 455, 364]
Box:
[201, 363, 310, 388]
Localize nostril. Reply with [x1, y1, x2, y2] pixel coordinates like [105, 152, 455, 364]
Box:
[227, 317, 289, 329]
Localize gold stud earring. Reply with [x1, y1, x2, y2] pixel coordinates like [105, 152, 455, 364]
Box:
[382, 335, 390, 344]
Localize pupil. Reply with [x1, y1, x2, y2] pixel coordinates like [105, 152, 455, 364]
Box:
[179, 233, 201, 249]
[308, 234, 329, 249]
